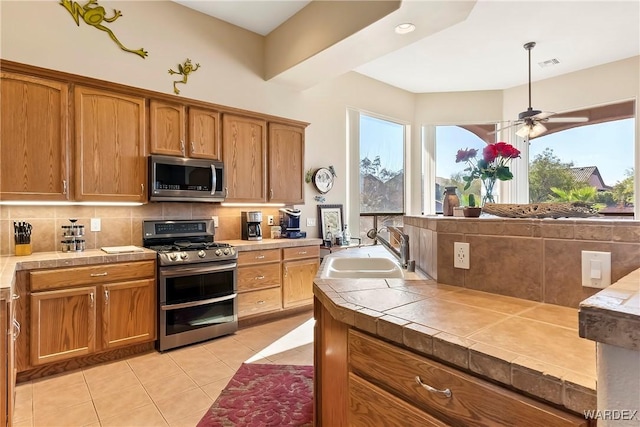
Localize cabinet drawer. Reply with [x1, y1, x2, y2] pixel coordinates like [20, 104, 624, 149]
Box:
[238, 263, 281, 292]
[238, 249, 281, 265]
[349, 373, 448, 427]
[238, 287, 281, 318]
[30, 261, 156, 291]
[282, 245, 319, 260]
[349, 329, 588, 427]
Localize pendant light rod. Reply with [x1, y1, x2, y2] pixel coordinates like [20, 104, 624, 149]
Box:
[524, 41, 536, 111]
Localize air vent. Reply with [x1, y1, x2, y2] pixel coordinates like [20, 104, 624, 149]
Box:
[538, 58, 560, 68]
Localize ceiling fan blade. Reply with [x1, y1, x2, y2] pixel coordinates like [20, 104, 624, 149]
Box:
[546, 116, 589, 123]
[532, 111, 555, 120]
[488, 122, 519, 135]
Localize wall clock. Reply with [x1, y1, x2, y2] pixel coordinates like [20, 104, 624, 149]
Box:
[312, 167, 334, 194]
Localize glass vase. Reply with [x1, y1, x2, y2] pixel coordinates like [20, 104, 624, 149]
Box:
[482, 178, 496, 206]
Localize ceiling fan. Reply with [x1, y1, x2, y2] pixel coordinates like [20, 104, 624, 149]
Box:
[493, 41, 588, 139]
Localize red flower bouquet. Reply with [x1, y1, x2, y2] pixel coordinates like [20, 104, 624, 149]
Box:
[455, 142, 521, 204]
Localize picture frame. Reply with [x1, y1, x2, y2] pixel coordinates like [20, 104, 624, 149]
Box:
[317, 204, 343, 240]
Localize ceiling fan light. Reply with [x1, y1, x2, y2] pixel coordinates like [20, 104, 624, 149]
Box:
[516, 121, 547, 138]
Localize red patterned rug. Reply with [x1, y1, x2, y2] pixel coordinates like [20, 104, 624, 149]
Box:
[197, 363, 314, 427]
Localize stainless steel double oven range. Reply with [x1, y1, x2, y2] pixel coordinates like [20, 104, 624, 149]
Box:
[143, 219, 238, 352]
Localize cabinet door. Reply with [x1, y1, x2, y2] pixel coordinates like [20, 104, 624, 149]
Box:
[222, 114, 267, 202]
[150, 100, 186, 156]
[268, 123, 305, 204]
[282, 258, 319, 308]
[75, 86, 146, 202]
[0, 72, 70, 201]
[30, 287, 97, 366]
[102, 279, 155, 350]
[0, 299, 7, 427]
[188, 107, 221, 160]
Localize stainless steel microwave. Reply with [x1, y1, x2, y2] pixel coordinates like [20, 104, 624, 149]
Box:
[149, 155, 225, 202]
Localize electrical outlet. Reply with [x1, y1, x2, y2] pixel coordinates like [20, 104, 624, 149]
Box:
[582, 250, 611, 288]
[267, 215, 274, 225]
[307, 218, 316, 227]
[454, 242, 470, 269]
[211, 216, 219, 227]
[90, 218, 101, 232]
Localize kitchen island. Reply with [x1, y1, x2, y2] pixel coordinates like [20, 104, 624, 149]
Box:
[313, 246, 595, 426]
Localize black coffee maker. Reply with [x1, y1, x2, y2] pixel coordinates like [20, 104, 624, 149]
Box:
[279, 208, 305, 239]
[241, 211, 262, 241]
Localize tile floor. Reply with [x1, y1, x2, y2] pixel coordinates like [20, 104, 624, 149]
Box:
[12, 312, 315, 427]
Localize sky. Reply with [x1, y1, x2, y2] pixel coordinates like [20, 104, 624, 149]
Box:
[437, 118, 635, 186]
[359, 115, 404, 175]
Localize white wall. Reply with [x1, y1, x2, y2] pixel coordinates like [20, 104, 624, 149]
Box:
[0, 0, 415, 238]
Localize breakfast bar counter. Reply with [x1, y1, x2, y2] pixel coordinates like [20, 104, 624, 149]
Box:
[313, 246, 596, 424]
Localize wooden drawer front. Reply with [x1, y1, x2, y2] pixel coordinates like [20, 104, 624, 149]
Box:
[349, 373, 448, 427]
[349, 330, 588, 427]
[238, 263, 281, 292]
[283, 245, 319, 261]
[30, 261, 156, 291]
[238, 249, 281, 265]
[238, 288, 281, 318]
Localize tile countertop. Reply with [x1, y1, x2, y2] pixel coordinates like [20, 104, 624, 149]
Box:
[579, 268, 640, 351]
[0, 248, 158, 298]
[313, 246, 596, 415]
[222, 238, 323, 251]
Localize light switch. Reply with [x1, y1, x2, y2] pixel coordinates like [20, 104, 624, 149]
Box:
[90, 218, 101, 232]
[582, 251, 611, 288]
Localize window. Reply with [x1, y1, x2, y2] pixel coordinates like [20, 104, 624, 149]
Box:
[357, 113, 406, 242]
[434, 124, 496, 212]
[528, 101, 635, 218]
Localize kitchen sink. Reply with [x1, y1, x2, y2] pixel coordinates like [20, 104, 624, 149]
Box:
[320, 257, 404, 279]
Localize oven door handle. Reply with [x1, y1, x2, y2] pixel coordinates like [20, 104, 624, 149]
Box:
[161, 293, 237, 311]
[159, 263, 237, 277]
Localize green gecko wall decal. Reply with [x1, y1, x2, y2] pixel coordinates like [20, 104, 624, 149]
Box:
[60, 0, 148, 59]
[168, 59, 200, 95]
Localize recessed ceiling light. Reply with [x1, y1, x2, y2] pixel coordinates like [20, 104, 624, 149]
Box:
[395, 23, 415, 34]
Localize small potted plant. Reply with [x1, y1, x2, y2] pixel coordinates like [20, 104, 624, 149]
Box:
[463, 194, 482, 217]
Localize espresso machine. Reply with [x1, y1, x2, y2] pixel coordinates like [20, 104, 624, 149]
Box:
[279, 208, 306, 239]
[241, 211, 262, 241]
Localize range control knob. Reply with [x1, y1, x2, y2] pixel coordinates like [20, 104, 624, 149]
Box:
[229, 248, 235, 255]
[168, 253, 178, 261]
[198, 250, 206, 258]
[180, 252, 189, 260]
[215, 249, 222, 256]
[223, 248, 230, 255]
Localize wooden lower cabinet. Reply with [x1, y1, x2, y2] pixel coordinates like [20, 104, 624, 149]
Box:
[237, 249, 281, 319]
[1, 297, 8, 427]
[30, 286, 97, 366]
[28, 261, 156, 368]
[238, 287, 282, 318]
[314, 301, 590, 427]
[282, 246, 319, 308]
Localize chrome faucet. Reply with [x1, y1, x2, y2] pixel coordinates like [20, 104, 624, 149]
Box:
[367, 226, 415, 271]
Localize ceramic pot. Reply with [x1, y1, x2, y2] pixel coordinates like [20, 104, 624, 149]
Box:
[463, 207, 482, 218]
[442, 186, 459, 216]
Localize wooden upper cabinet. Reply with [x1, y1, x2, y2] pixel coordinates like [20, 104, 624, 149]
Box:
[188, 107, 221, 160]
[0, 72, 70, 201]
[222, 114, 267, 202]
[150, 101, 221, 160]
[74, 86, 147, 202]
[149, 100, 186, 157]
[268, 123, 305, 204]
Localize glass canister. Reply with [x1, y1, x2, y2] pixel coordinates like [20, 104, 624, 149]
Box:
[442, 186, 460, 216]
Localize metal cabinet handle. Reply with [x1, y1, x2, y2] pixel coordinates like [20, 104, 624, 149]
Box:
[89, 292, 94, 308]
[90, 272, 108, 277]
[269, 188, 273, 199]
[415, 376, 452, 398]
[298, 251, 307, 255]
[12, 293, 20, 300]
[284, 267, 288, 278]
[180, 140, 185, 156]
[141, 183, 145, 195]
[256, 255, 265, 259]
[13, 319, 20, 341]
[191, 141, 196, 153]
[63, 180, 68, 195]
[104, 289, 109, 305]
[257, 300, 265, 305]
[255, 275, 265, 280]
[224, 187, 229, 197]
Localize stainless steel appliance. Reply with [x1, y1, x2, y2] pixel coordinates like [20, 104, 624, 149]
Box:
[241, 211, 262, 241]
[142, 219, 237, 351]
[148, 155, 225, 202]
[279, 208, 306, 238]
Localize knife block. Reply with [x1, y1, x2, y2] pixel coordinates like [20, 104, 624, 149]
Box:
[15, 243, 32, 256]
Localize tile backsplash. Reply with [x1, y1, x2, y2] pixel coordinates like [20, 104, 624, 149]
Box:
[0, 204, 283, 255]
